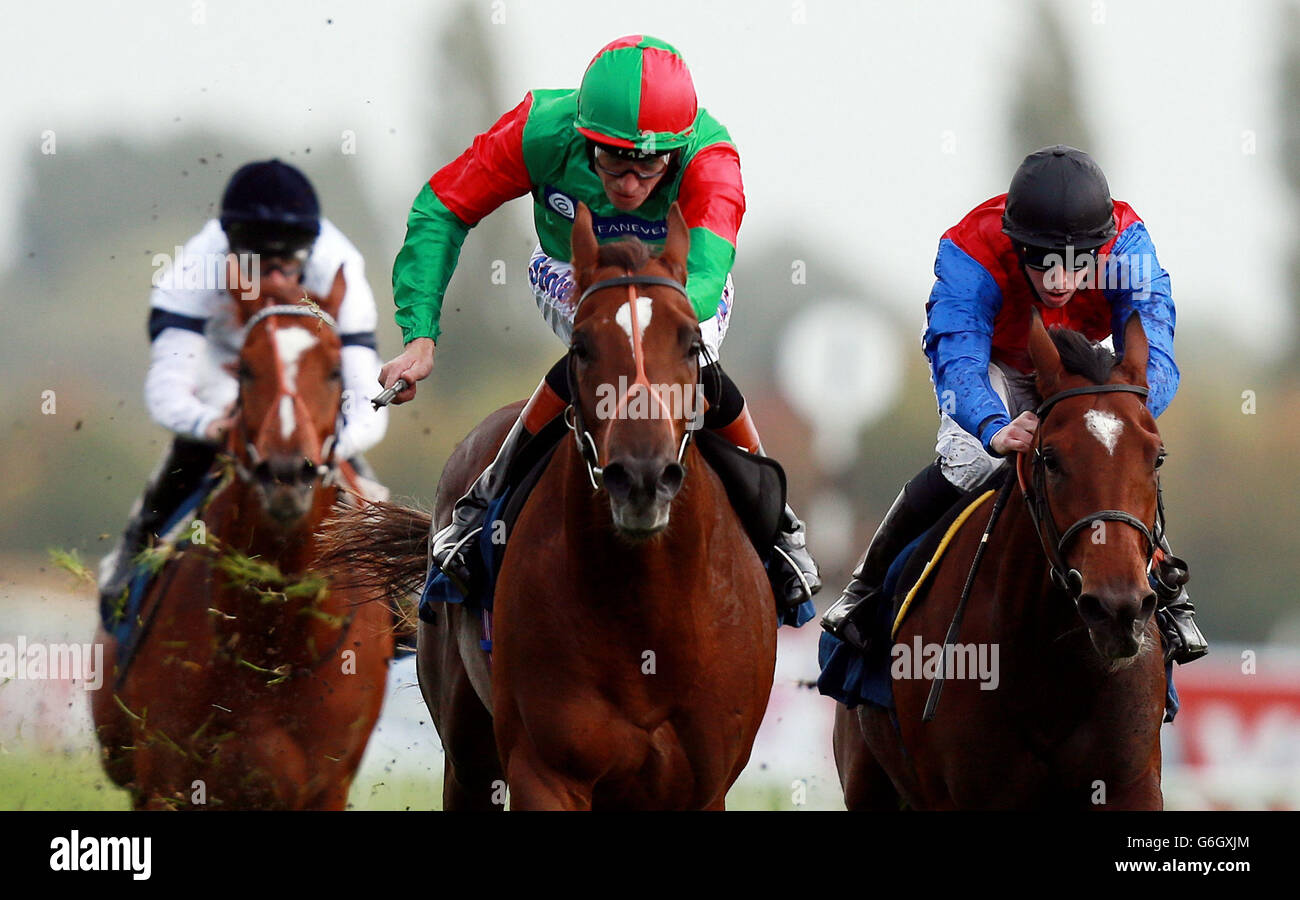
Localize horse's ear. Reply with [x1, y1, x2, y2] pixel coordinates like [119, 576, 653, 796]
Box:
[1117, 312, 1149, 388]
[1027, 307, 1062, 396]
[661, 203, 689, 284]
[311, 265, 347, 321]
[571, 202, 599, 288]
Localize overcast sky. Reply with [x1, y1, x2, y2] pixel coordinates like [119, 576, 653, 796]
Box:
[1, 0, 1293, 357]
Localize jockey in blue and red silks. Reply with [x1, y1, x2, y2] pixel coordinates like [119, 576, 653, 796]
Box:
[822, 145, 1207, 665]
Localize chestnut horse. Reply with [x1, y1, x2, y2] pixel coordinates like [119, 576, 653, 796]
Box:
[834, 311, 1168, 810]
[90, 277, 392, 810]
[326, 204, 776, 809]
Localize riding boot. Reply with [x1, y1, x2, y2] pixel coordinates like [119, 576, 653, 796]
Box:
[97, 437, 217, 626]
[821, 460, 961, 651]
[1152, 536, 1208, 664]
[429, 380, 567, 598]
[712, 402, 821, 610]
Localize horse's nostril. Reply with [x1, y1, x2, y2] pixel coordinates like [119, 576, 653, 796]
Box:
[1139, 591, 1157, 622]
[602, 462, 631, 498]
[658, 462, 685, 497]
[1076, 593, 1106, 628]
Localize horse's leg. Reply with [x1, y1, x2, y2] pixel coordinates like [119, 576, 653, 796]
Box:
[833, 703, 903, 810]
[418, 607, 503, 811]
[504, 744, 593, 811]
[88, 630, 135, 788]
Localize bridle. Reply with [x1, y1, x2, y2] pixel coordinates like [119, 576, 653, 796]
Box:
[227, 304, 343, 487]
[564, 273, 703, 492]
[1015, 383, 1167, 599]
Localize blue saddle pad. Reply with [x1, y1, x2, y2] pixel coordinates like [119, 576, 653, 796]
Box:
[104, 472, 222, 672]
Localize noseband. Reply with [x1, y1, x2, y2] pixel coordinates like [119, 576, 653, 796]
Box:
[229, 304, 342, 486]
[1016, 384, 1166, 598]
[565, 274, 702, 491]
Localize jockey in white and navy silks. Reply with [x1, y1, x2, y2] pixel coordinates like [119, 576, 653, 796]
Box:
[146, 216, 386, 458]
[98, 159, 388, 617]
[822, 146, 1207, 665]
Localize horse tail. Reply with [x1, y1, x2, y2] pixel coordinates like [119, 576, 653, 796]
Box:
[315, 500, 432, 609]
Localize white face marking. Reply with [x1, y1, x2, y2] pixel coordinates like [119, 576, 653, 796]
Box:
[613, 296, 654, 351]
[279, 395, 296, 440]
[272, 327, 319, 393]
[1084, 408, 1124, 455]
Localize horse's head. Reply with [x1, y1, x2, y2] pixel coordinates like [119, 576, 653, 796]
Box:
[1024, 311, 1165, 661]
[566, 202, 702, 540]
[228, 273, 346, 526]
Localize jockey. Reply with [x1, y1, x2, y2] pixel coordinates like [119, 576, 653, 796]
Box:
[97, 159, 389, 617]
[378, 35, 820, 611]
[821, 145, 1208, 664]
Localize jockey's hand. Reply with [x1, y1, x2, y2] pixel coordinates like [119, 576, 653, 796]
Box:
[204, 406, 238, 443]
[990, 411, 1039, 456]
[378, 338, 435, 405]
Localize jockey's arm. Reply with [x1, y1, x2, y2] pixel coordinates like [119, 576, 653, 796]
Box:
[923, 238, 1013, 455]
[1103, 221, 1179, 417]
[677, 142, 745, 323]
[326, 239, 389, 459]
[391, 94, 536, 348]
[144, 320, 227, 441]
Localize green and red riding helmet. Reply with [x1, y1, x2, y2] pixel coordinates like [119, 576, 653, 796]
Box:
[574, 35, 697, 159]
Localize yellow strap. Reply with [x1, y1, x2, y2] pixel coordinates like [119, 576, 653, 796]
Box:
[891, 489, 996, 639]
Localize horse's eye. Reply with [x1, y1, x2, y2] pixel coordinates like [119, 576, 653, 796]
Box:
[687, 339, 703, 358]
[238, 363, 254, 381]
[1041, 448, 1061, 473]
[1155, 450, 1167, 470]
[572, 339, 591, 362]
[330, 367, 342, 381]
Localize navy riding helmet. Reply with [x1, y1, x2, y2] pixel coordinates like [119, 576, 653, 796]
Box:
[1002, 145, 1116, 253]
[219, 159, 321, 256]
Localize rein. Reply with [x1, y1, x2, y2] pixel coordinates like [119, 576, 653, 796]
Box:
[565, 273, 702, 491]
[227, 304, 343, 487]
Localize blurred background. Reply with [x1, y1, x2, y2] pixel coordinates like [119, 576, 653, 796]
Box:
[1, 0, 1297, 809]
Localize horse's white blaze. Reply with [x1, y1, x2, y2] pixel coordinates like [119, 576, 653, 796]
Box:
[1084, 408, 1124, 455]
[614, 296, 654, 350]
[279, 395, 296, 440]
[273, 327, 319, 393]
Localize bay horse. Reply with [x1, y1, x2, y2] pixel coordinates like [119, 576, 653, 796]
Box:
[90, 271, 393, 810]
[325, 204, 776, 809]
[834, 311, 1168, 810]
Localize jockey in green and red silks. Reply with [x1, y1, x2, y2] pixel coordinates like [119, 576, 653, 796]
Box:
[822, 146, 1205, 667]
[381, 35, 820, 619]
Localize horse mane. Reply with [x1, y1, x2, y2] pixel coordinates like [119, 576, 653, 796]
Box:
[1049, 328, 1117, 385]
[596, 238, 651, 271]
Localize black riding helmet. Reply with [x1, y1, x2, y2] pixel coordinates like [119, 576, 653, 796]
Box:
[219, 159, 321, 256]
[1002, 145, 1116, 252]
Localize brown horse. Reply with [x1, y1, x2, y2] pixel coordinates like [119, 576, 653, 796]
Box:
[834, 311, 1168, 810]
[90, 275, 393, 810]
[326, 204, 776, 809]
